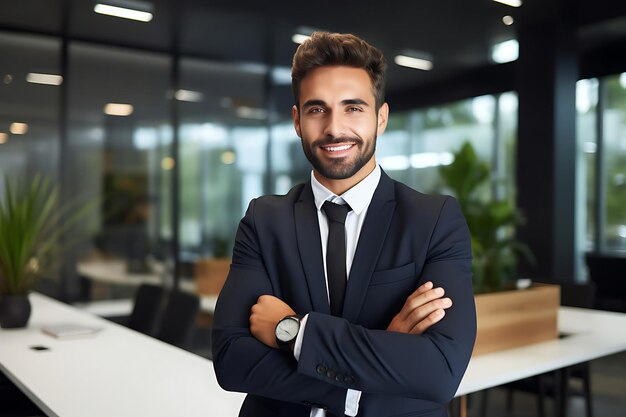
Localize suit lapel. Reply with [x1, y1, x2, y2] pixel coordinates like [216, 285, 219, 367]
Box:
[295, 183, 331, 315]
[343, 171, 396, 322]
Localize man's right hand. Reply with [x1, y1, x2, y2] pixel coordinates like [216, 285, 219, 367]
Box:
[386, 281, 452, 335]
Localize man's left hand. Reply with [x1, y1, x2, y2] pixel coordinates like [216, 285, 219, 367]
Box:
[250, 295, 296, 348]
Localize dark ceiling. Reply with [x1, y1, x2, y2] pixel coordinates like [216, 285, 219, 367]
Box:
[1, 0, 626, 130]
[2, 0, 624, 93]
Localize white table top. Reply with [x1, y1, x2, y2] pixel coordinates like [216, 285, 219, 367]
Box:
[2, 295, 626, 416]
[0, 293, 244, 417]
[456, 306, 626, 396]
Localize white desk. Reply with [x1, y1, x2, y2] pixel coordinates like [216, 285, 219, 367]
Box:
[457, 306, 626, 396]
[2, 297, 626, 417]
[0, 293, 245, 417]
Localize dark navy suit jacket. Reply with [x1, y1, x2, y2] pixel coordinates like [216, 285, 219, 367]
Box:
[212, 170, 476, 417]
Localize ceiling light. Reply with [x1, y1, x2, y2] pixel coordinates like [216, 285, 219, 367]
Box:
[394, 55, 433, 71]
[619, 73, 626, 89]
[0, 133, 7, 144]
[493, 0, 522, 7]
[236, 106, 267, 120]
[271, 67, 292, 85]
[10, 122, 28, 135]
[175, 89, 204, 102]
[104, 103, 134, 116]
[502, 15, 515, 25]
[292, 34, 310, 44]
[94, 1, 153, 22]
[26, 73, 63, 86]
[491, 39, 519, 63]
[3, 74, 13, 84]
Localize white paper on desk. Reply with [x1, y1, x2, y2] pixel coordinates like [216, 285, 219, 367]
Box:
[42, 324, 103, 339]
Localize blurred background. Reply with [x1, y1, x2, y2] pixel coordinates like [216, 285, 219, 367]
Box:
[0, 0, 624, 309]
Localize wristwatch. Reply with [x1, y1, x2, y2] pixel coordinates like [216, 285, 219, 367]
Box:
[275, 315, 302, 352]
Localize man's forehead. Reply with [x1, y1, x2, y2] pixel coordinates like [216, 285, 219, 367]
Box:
[299, 66, 375, 102]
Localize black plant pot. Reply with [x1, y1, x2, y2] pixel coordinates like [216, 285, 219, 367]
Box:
[0, 294, 32, 329]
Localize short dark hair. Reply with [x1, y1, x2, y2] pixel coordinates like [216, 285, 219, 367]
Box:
[291, 31, 387, 111]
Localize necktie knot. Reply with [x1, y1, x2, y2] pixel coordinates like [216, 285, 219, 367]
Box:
[322, 201, 351, 225]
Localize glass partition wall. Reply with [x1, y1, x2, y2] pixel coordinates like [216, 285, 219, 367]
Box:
[0, 27, 520, 303]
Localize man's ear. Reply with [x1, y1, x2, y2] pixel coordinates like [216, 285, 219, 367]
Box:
[292, 105, 302, 138]
[376, 102, 389, 137]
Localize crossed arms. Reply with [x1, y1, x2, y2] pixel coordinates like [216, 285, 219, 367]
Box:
[212, 196, 476, 414]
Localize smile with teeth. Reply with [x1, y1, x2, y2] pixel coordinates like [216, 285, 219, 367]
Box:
[322, 144, 354, 152]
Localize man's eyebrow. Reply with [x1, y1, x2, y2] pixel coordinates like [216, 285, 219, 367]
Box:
[342, 99, 369, 106]
[302, 99, 327, 109]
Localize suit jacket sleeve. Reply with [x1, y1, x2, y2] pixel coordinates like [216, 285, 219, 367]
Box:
[297, 196, 476, 404]
[212, 199, 347, 413]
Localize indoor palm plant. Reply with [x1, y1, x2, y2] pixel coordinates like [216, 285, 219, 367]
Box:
[439, 142, 533, 293]
[0, 175, 91, 328]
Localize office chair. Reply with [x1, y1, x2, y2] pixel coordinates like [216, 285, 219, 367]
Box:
[127, 284, 165, 335]
[586, 253, 626, 312]
[156, 290, 200, 348]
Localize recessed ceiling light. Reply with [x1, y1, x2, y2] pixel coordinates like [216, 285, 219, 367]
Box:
[236, 106, 267, 120]
[10, 122, 28, 135]
[26, 73, 63, 86]
[493, 0, 522, 7]
[491, 39, 519, 63]
[174, 89, 204, 102]
[104, 103, 134, 116]
[394, 55, 433, 71]
[0, 133, 7, 144]
[502, 15, 515, 25]
[94, 1, 153, 22]
[292, 34, 311, 45]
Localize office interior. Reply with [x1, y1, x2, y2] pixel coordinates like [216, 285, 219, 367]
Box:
[1, 0, 625, 416]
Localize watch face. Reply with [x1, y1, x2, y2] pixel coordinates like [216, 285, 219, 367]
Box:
[276, 317, 299, 343]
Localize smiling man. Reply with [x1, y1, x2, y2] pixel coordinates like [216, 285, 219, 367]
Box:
[212, 32, 476, 417]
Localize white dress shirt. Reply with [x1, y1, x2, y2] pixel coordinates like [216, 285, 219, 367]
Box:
[293, 165, 382, 417]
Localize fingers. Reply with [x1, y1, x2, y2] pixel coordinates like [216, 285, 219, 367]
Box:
[400, 284, 446, 320]
[387, 281, 453, 334]
[409, 308, 447, 334]
[405, 296, 452, 330]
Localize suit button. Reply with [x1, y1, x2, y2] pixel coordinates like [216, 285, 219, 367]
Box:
[344, 375, 354, 384]
[316, 364, 327, 375]
[326, 369, 336, 379]
[335, 373, 344, 382]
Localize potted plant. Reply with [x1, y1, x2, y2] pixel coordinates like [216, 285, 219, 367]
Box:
[439, 141, 532, 293]
[439, 142, 558, 355]
[0, 176, 91, 328]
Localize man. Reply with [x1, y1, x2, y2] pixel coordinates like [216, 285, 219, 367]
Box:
[213, 32, 476, 417]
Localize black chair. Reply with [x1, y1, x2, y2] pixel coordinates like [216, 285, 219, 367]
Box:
[127, 284, 165, 335]
[586, 253, 626, 312]
[156, 290, 200, 348]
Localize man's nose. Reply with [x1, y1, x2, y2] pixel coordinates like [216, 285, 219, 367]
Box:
[322, 111, 346, 139]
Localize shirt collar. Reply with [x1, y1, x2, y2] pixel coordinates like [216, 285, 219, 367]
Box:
[310, 165, 381, 216]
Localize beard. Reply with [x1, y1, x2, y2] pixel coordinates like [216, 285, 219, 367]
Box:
[301, 133, 377, 180]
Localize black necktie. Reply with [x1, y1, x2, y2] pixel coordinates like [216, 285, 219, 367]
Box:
[322, 201, 352, 317]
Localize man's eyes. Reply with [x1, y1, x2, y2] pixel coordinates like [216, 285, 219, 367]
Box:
[306, 106, 363, 114]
